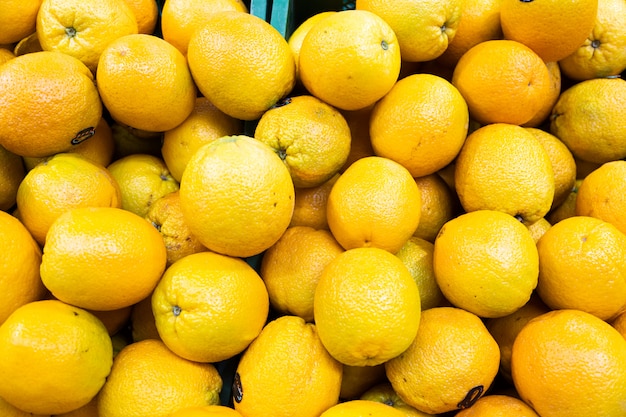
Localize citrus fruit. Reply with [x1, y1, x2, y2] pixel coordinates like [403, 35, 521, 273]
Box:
[525, 217, 552, 243]
[0, 395, 50, 417]
[97, 339, 223, 417]
[287, 11, 336, 81]
[522, 61, 562, 128]
[0, 0, 42, 44]
[356, 0, 463, 62]
[610, 310, 626, 339]
[511, 309, 626, 417]
[233, 315, 342, 417]
[485, 295, 550, 382]
[260, 226, 344, 322]
[395, 236, 446, 311]
[151, 251, 269, 363]
[53, 397, 99, 417]
[314, 247, 421, 366]
[535, 215, 626, 321]
[575, 160, 626, 235]
[451, 40, 552, 126]
[550, 77, 626, 164]
[340, 106, 376, 172]
[43, 117, 115, 168]
[0, 47, 15, 65]
[559, 0, 626, 80]
[340, 364, 387, 401]
[547, 179, 582, 225]
[170, 406, 244, 417]
[16, 153, 121, 245]
[187, 11, 295, 121]
[454, 123, 555, 224]
[327, 156, 422, 253]
[89, 306, 133, 336]
[0, 51, 102, 158]
[179, 135, 294, 258]
[12, 31, 42, 56]
[97, 34, 196, 132]
[0, 210, 45, 324]
[122, 0, 159, 34]
[320, 400, 407, 417]
[161, 96, 243, 183]
[298, 9, 401, 111]
[40, 206, 167, 311]
[454, 394, 540, 417]
[435, 0, 504, 68]
[254, 95, 352, 188]
[0, 144, 25, 211]
[434, 210, 539, 318]
[525, 127, 576, 211]
[36, 0, 138, 72]
[370, 73, 469, 178]
[289, 173, 339, 230]
[0, 299, 112, 415]
[360, 382, 433, 417]
[161, 0, 248, 56]
[412, 174, 458, 242]
[500, 0, 599, 62]
[129, 294, 161, 343]
[145, 191, 207, 266]
[385, 306, 500, 415]
[110, 121, 163, 159]
[107, 153, 179, 218]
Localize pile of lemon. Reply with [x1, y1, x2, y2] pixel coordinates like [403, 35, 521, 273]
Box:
[1, 0, 626, 416]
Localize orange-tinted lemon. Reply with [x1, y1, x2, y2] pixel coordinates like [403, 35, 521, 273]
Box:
[36, 0, 138, 72]
[16, 153, 122, 245]
[500, 0, 599, 62]
[511, 309, 626, 417]
[0, 300, 112, 415]
[233, 315, 343, 417]
[0, 51, 102, 158]
[0, 210, 45, 324]
[254, 95, 352, 188]
[97, 34, 196, 132]
[452, 40, 552, 126]
[0, 0, 42, 44]
[370, 73, 469, 178]
[151, 251, 269, 363]
[144, 191, 208, 267]
[575, 160, 626, 235]
[356, 0, 463, 62]
[434, 210, 539, 318]
[40, 207, 167, 311]
[298, 9, 401, 111]
[187, 11, 295, 121]
[550, 77, 626, 164]
[179, 135, 294, 258]
[161, 0, 247, 56]
[385, 307, 500, 415]
[559, 0, 626, 80]
[314, 247, 421, 366]
[454, 123, 554, 224]
[327, 156, 422, 253]
[97, 339, 223, 417]
[536, 215, 626, 321]
[260, 226, 344, 322]
[161, 97, 243, 183]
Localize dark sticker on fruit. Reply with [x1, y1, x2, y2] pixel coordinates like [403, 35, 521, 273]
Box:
[457, 385, 484, 409]
[71, 126, 96, 145]
[233, 372, 243, 403]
